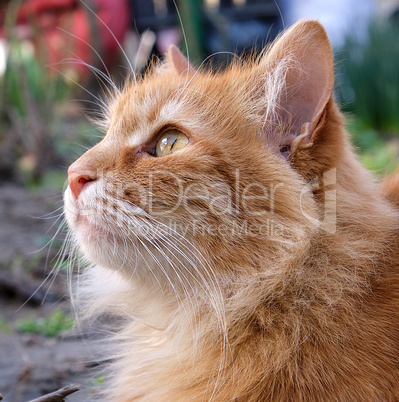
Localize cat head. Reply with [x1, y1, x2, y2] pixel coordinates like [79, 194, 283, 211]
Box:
[64, 20, 341, 287]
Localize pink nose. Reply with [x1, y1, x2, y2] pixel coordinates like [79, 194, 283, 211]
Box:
[68, 166, 96, 199]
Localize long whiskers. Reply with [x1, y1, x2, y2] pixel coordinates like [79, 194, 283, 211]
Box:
[47, 65, 109, 111]
[79, 0, 136, 83]
[17, 212, 70, 310]
[116, 203, 230, 397]
[57, 56, 119, 95]
[56, 27, 116, 90]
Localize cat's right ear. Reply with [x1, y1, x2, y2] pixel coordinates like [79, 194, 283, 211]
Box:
[258, 20, 340, 178]
[167, 45, 196, 77]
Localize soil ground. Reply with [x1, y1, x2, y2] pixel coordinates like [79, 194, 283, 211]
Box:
[0, 184, 95, 401]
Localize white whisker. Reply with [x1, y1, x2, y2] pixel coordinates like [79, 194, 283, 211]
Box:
[56, 26, 114, 83]
[79, 0, 136, 82]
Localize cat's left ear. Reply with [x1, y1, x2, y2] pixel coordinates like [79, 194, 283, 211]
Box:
[167, 45, 196, 76]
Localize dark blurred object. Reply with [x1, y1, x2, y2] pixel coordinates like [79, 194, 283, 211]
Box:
[391, 7, 399, 24]
[129, 0, 181, 61]
[130, 0, 176, 32]
[206, 0, 282, 64]
[129, 0, 281, 66]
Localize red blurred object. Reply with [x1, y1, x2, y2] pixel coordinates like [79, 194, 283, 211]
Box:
[0, 0, 130, 80]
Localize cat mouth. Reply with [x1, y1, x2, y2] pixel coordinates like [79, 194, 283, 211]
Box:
[75, 213, 113, 240]
[65, 191, 111, 239]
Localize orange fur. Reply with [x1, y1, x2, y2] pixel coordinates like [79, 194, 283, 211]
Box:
[381, 172, 399, 209]
[64, 21, 399, 400]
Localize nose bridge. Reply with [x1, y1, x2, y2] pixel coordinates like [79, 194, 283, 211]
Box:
[68, 141, 116, 177]
[67, 141, 120, 199]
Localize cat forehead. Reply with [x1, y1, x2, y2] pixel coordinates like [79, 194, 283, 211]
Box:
[105, 78, 208, 146]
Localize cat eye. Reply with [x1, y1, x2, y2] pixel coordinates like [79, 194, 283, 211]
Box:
[154, 130, 189, 157]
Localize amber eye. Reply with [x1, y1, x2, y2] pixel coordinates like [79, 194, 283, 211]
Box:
[155, 130, 189, 157]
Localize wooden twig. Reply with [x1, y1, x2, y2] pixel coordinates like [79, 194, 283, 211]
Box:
[28, 384, 82, 402]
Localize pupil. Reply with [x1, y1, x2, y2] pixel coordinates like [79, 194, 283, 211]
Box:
[170, 138, 178, 151]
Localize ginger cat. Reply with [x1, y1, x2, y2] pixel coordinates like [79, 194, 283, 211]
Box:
[64, 20, 399, 401]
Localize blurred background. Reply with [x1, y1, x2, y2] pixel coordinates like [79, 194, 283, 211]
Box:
[0, 0, 399, 400]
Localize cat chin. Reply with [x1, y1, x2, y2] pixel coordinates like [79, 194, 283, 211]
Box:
[78, 238, 138, 272]
[67, 219, 136, 271]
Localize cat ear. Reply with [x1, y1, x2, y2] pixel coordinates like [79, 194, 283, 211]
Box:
[167, 45, 196, 76]
[259, 20, 335, 158]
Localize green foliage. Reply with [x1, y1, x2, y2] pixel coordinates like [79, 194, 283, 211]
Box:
[17, 309, 74, 337]
[91, 374, 105, 387]
[359, 142, 399, 175]
[337, 19, 399, 134]
[338, 20, 399, 175]
[88, 374, 106, 396]
[346, 117, 399, 175]
[0, 8, 74, 184]
[4, 254, 42, 273]
[1, 43, 70, 118]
